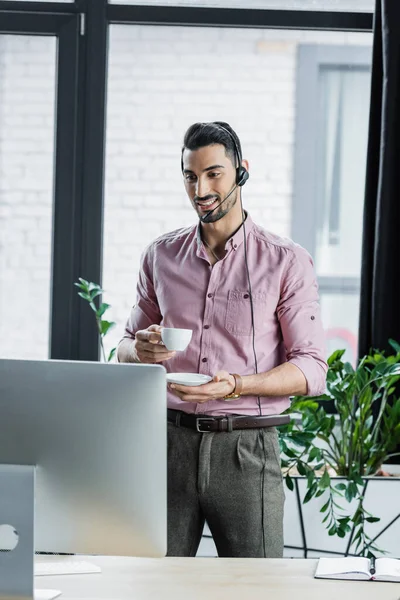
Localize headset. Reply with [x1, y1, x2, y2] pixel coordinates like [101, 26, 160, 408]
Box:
[217, 125, 249, 188]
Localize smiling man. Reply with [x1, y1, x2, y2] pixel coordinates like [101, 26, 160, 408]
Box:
[117, 121, 327, 558]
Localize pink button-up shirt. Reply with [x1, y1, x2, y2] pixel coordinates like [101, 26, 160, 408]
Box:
[120, 214, 327, 416]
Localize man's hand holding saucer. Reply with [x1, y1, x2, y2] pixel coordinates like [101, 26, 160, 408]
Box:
[169, 371, 236, 403]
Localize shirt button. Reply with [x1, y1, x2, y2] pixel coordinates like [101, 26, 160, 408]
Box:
[233, 244, 238, 250]
[311, 316, 315, 320]
[207, 293, 213, 298]
[204, 325, 210, 329]
[202, 357, 208, 363]
[243, 293, 249, 299]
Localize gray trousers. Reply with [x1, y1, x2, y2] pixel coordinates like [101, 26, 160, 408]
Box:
[167, 421, 285, 558]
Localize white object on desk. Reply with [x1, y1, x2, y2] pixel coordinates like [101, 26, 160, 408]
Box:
[315, 556, 400, 582]
[36, 560, 101, 576]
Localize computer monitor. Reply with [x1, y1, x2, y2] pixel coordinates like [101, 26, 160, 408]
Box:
[0, 359, 167, 559]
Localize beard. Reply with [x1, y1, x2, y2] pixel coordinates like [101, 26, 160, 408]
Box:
[200, 203, 231, 223]
[195, 189, 238, 223]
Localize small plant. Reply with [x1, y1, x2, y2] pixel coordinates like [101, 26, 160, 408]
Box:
[279, 340, 400, 557]
[74, 278, 116, 363]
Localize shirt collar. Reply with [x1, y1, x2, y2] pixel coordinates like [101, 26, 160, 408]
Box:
[195, 212, 254, 256]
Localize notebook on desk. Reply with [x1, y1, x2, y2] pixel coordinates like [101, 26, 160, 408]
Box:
[315, 557, 400, 582]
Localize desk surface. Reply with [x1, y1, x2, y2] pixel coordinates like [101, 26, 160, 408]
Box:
[36, 556, 399, 600]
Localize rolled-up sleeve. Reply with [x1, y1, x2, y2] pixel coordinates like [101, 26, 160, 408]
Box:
[277, 246, 328, 396]
[120, 243, 162, 342]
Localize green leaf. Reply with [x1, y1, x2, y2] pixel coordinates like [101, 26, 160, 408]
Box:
[108, 347, 116, 362]
[77, 292, 90, 301]
[100, 320, 116, 336]
[319, 470, 331, 490]
[328, 525, 337, 536]
[322, 513, 330, 524]
[365, 517, 380, 523]
[345, 484, 357, 503]
[297, 462, 307, 476]
[351, 474, 364, 486]
[335, 483, 347, 492]
[285, 474, 294, 491]
[89, 289, 102, 301]
[306, 467, 315, 482]
[320, 499, 330, 513]
[314, 462, 325, 471]
[343, 362, 355, 375]
[88, 282, 102, 292]
[327, 349, 346, 366]
[388, 339, 400, 354]
[303, 485, 317, 504]
[283, 447, 297, 459]
[97, 303, 110, 319]
[75, 278, 90, 290]
[308, 447, 321, 462]
[279, 439, 288, 454]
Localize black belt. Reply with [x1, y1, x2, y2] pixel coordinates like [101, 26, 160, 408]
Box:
[167, 409, 290, 433]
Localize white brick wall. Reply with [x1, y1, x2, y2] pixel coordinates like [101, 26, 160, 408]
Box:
[0, 22, 372, 360]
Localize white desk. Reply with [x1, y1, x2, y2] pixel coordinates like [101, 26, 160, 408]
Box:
[35, 556, 400, 600]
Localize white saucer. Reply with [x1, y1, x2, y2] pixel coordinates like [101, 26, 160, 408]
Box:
[167, 373, 212, 387]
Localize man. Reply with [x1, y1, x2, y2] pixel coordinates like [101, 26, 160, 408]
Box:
[117, 121, 327, 558]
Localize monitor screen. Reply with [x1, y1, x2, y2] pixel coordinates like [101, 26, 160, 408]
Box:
[0, 359, 167, 558]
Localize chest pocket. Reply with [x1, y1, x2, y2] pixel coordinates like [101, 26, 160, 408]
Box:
[224, 289, 278, 336]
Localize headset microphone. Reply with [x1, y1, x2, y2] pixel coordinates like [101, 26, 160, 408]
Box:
[199, 183, 239, 223]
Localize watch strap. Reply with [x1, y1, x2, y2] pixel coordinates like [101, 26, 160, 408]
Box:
[223, 373, 243, 401]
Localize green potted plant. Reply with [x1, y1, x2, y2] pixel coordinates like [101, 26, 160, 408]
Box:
[279, 340, 400, 557]
[74, 278, 116, 362]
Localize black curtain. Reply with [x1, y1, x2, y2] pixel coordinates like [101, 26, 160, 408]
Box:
[358, 0, 400, 358]
[358, 0, 400, 465]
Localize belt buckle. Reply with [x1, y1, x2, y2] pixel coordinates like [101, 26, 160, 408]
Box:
[196, 417, 215, 433]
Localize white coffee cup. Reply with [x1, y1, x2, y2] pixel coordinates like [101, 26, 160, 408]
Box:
[161, 328, 192, 352]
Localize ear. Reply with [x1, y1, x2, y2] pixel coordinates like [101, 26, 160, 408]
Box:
[241, 159, 249, 172]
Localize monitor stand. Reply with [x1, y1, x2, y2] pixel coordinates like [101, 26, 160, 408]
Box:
[0, 465, 61, 600]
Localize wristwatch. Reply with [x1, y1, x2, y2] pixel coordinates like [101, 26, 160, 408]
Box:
[223, 373, 243, 401]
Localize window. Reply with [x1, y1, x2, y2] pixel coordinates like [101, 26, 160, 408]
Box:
[0, 35, 57, 359]
[293, 44, 372, 364]
[102, 24, 372, 359]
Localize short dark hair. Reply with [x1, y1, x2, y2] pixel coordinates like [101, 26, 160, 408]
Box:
[181, 121, 242, 171]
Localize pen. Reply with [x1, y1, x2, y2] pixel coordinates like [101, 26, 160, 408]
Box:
[370, 556, 376, 576]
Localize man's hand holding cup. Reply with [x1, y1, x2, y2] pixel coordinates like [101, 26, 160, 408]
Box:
[133, 325, 192, 364]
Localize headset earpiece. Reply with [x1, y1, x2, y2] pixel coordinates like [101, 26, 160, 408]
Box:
[236, 166, 249, 187]
[211, 123, 248, 187]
